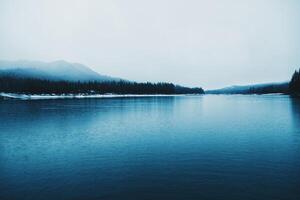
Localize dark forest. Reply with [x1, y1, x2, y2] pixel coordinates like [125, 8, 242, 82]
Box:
[289, 69, 300, 95]
[0, 76, 204, 95]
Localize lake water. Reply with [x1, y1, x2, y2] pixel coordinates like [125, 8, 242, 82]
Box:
[1, 95, 300, 200]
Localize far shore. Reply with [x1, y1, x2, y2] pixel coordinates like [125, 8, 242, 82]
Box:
[0, 93, 204, 100]
[0, 92, 294, 100]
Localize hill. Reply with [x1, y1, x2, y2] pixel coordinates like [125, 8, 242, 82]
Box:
[0, 60, 120, 82]
[0, 60, 204, 95]
[206, 82, 289, 94]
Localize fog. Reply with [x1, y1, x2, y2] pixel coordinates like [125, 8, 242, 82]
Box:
[0, 0, 299, 89]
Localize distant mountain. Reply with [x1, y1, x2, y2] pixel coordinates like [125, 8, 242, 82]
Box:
[206, 82, 289, 94]
[0, 60, 205, 95]
[0, 60, 121, 82]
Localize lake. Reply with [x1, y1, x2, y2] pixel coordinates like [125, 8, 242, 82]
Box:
[1, 95, 300, 200]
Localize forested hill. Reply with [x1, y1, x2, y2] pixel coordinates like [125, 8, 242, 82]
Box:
[0, 60, 121, 82]
[206, 68, 300, 95]
[206, 82, 289, 94]
[0, 76, 204, 95]
[0, 60, 204, 95]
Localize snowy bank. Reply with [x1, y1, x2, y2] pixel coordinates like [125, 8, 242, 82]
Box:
[0, 93, 193, 100]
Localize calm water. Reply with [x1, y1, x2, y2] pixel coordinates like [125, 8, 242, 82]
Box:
[1, 95, 300, 200]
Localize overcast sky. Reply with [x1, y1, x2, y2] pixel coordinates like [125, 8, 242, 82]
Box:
[0, 0, 299, 89]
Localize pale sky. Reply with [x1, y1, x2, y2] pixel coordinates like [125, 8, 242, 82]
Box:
[0, 0, 299, 89]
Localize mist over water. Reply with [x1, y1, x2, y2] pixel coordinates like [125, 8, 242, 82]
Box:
[1, 95, 300, 200]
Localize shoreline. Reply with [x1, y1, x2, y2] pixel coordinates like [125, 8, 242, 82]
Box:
[0, 92, 292, 100]
[0, 93, 201, 100]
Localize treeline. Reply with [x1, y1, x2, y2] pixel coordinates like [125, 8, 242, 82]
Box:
[248, 69, 300, 96]
[206, 83, 289, 95]
[0, 76, 204, 95]
[289, 69, 300, 95]
[247, 84, 289, 94]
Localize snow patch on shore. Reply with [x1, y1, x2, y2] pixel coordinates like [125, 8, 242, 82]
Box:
[0, 93, 188, 100]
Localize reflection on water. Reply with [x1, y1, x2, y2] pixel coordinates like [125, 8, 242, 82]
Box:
[0, 95, 300, 200]
[290, 97, 300, 130]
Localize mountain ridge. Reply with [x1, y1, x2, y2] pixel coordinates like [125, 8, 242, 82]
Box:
[0, 60, 121, 82]
[206, 82, 289, 94]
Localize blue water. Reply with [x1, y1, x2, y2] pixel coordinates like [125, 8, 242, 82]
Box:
[0, 95, 300, 200]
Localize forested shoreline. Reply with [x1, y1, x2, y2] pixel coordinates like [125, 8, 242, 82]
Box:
[0, 76, 204, 95]
[207, 68, 300, 95]
[1, 68, 300, 96]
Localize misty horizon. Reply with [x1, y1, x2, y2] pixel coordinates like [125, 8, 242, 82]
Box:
[1, 0, 299, 89]
[1, 2, 300, 199]
[0, 59, 290, 90]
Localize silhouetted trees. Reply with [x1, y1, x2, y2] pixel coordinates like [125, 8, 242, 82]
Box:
[0, 76, 204, 95]
[247, 84, 289, 94]
[289, 69, 300, 95]
[207, 83, 289, 95]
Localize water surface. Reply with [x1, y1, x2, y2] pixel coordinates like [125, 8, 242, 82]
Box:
[1, 95, 300, 200]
